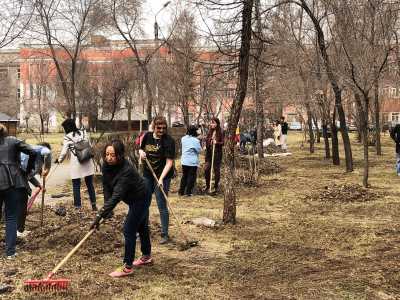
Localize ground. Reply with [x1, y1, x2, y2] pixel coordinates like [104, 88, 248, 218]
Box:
[1, 132, 400, 299]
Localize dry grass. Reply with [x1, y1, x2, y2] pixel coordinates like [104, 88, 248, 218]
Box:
[1, 132, 400, 299]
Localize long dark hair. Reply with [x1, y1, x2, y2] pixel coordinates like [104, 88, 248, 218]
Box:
[0, 123, 8, 142]
[103, 139, 125, 164]
[206, 117, 223, 143]
[187, 125, 198, 137]
[61, 119, 80, 136]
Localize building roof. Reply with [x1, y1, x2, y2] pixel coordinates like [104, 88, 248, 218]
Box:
[0, 112, 18, 122]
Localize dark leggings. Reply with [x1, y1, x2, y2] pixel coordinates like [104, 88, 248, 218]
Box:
[179, 165, 198, 195]
[72, 175, 96, 208]
[123, 188, 152, 266]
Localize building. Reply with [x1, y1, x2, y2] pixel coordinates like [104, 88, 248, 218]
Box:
[0, 49, 20, 119]
[0, 112, 18, 136]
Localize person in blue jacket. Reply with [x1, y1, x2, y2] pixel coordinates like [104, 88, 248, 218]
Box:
[18, 142, 52, 237]
[179, 125, 202, 197]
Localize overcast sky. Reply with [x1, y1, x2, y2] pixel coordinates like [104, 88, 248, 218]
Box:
[141, 0, 177, 39]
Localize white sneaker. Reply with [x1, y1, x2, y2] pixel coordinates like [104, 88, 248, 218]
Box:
[6, 253, 17, 260]
[17, 230, 30, 238]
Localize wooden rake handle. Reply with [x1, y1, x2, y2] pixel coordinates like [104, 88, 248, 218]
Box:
[209, 142, 216, 193]
[47, 221, 102, 279]
[143, 157, 190, 242]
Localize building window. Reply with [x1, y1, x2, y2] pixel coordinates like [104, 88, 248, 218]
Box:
[17, 88, 21, 100]
[390, 88, 397, 98]
[17, 68, 20, 80]
[0, 69, 7, 81]
[391, 112, 400, 123]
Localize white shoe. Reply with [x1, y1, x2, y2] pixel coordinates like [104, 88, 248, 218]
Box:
[6, 253, 17, 260]
[17, 230, 30, 238]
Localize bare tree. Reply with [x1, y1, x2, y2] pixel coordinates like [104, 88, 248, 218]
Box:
[110, 0, 173, 124]
[29, 0, 104, 119]
[0, 0, 32, 48]
[329, 0, 397, 186]
[294, 0, 354, 172]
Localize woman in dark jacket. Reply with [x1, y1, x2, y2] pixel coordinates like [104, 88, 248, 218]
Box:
[204, 117, 224, 193]
[390, 124, 400, 175]
[0, 124, 36, 258]
[91, 139, 152, 277]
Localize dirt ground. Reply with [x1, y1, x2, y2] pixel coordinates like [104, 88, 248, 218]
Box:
[2, 132, 400, 299]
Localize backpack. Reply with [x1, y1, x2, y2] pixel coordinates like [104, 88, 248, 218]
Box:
[67, 131, 94, 163]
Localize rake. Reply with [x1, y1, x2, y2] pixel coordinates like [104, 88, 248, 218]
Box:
[24, 223, 98, 292]
[143, 158, 198, 250]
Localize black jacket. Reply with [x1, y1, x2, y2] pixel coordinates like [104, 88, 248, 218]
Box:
[99, 159, 147, 218]
[0, 136, 36, 191]
[390, 125, 400, 154]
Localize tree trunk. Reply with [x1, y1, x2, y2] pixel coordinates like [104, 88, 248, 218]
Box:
[313, 115, 320, 143]
[127, 95, 132, 132]
[336, 95, 353, 172]
[306, 105, 314, 153]
[142, 67, 154, 124]
[355, 93, 369, 187]
[300, 0, 352, 172]
[254, 0, 264, 159]
[223, 0, 254, 224]
[374, 78, 381, 155]
[331, 109, 340, 165]
[322, 123, 330, 159]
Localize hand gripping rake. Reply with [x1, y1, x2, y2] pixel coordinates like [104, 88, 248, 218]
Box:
[143, 158, 198, 250]
[24, 222, 99, 292]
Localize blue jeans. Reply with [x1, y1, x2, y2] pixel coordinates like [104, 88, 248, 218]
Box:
[72, 175, 96, 208]
[0, 188, 25, 256]
[123, 188, 152, 267]
[143, 175, 170, 238]
[396, 153, 400, 175]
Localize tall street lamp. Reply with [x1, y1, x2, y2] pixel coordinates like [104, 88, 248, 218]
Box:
[154, 1, 171, 41]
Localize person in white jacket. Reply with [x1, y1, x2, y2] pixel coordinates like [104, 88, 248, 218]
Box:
[55, 119, 97, 211]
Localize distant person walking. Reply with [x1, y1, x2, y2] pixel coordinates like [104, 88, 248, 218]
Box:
[273, 120, 282, 147]
[55, 119, 97, 211]
[280, 116, 288, 151]
[390, 124, 400, 175]
[179, 125, 201, 196]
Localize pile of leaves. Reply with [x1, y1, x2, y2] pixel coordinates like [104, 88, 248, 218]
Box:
[306, 183, 381, 203]
[258, 158, 281, 175]
[265, 144, 285, 154]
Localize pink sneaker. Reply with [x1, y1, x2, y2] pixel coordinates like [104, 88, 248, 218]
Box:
[133, 256, 153, 267]
[109, 265, 134, 278]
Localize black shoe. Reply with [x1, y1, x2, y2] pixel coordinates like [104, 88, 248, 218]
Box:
[91, 204, 98, 211]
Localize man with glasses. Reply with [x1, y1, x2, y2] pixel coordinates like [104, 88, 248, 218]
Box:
[139, 116, 175, 244]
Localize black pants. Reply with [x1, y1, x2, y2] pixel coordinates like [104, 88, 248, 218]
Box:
[179, 165, 198, 195]
[17, 190, 29, 232]
[123, 188, 152, 267]
[204, 159, 221, 190]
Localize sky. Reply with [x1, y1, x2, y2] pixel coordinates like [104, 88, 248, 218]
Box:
[141, 0, 177, 39]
